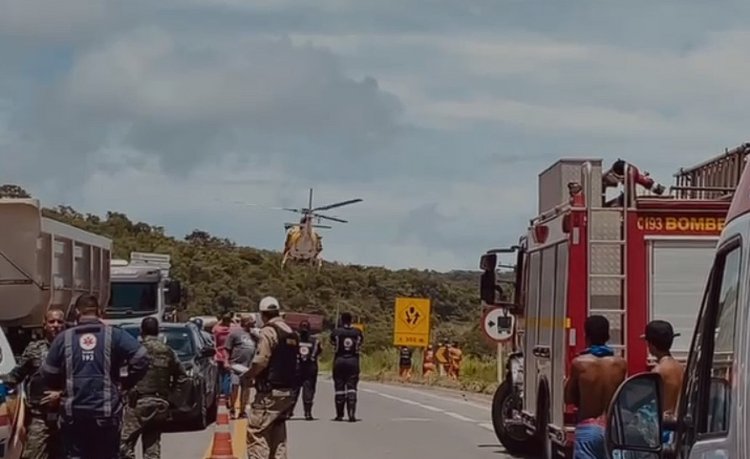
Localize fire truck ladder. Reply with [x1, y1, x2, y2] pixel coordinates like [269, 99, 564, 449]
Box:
[582, 162, 628, 358]
[673, 143, 750, 200]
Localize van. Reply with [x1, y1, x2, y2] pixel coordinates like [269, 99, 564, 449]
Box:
[604, 162, 750, 457]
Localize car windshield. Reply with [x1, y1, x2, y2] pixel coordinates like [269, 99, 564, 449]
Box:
[123, 326, 195, 360]
[108, 282, 158, 315]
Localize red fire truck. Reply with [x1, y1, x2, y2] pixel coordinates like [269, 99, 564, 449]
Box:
[481, 144, 749, 458]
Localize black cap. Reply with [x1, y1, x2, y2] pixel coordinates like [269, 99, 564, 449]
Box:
[641, 320, 680, 343]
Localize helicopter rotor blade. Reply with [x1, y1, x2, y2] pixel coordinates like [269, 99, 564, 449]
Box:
[311, 198, 362, 212]
[314, 214, 348, 223]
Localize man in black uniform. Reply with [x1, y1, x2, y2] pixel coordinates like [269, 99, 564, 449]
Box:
[40, 294, 150, 459]
[291, 320, 322, 420]
[330, 312, 363, 422]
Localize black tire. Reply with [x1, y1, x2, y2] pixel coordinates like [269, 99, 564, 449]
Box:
[208, 389, 218, 424]
[192, 383, 208, 429]
[491, 380, 535, 455]
[536, 384, 552, 459]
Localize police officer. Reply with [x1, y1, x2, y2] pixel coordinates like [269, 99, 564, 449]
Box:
[120, 317, 188, 459]
[245, 296, 299, 459]
[40, 294, 150, 459]
[330, 312, 363, 422]
[4, 309, 65, 459]
[291, 320, 321, 420]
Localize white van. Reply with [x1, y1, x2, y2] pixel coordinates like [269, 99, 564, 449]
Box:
[604, 168, 750, 457]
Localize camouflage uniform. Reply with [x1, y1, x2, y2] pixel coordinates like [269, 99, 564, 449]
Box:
[5, 339, 61, 459]
[247, 317, 298, 459]
[120, 335, 187, 459]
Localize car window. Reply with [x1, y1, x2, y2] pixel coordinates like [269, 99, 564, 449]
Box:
[678, 239, 741, 450]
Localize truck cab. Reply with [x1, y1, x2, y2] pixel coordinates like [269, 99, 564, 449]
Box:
[105, 252, 182, 326]
[606, 147, 750, 458]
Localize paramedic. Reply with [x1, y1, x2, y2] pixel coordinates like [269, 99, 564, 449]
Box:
[564, 315, 627, 459]
[330, 312, 363, 422]
[41, 294, 150, 459]
[291, 320, 322, 420]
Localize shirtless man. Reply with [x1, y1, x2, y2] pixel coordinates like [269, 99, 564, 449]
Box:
[642, 320, 684, 441]
[564, 315, 627, 459]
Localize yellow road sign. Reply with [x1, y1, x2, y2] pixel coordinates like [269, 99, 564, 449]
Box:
[393, 297, 431, 347]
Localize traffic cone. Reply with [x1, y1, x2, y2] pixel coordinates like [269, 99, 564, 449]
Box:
[208, 395, 237, 459]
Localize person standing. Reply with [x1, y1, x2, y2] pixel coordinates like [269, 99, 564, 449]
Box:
[4, 309, 65, 459]
[245, 297, 300, 459]
[292, 320, 321, 420]
[40, 294, 150, 459]
[330, 312, 363, 422]
[120, 317, 188, 459]
[564, 315, 627, 459]
[226, 316, 258, 419]
[213, 313, 233, 406]
[398, 347, 413, 381]
[422, 345, 436, 378]
[449, 341, 463, 380]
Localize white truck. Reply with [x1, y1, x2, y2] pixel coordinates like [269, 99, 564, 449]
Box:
[106, 252, 182, 326]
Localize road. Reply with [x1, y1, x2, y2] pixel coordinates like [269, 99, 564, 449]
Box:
[147, 376, 514, 459]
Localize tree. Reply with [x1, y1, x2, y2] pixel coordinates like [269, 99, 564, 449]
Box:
[0, 184, 31, 198]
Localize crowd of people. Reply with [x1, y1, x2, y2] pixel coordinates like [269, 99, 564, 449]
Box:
[2, 292, 365, 459]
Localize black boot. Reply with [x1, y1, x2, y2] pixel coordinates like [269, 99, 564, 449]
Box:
[346, 397, 357, 422]
[334, 396, 345, 421]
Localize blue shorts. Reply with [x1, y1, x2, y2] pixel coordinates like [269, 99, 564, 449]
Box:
[220, 369, 232, 395]
[574, 422, 606, 459]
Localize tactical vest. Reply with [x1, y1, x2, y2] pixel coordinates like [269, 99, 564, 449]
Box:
[135, 337, 175, 398]
[333, 326, 362, 359]
[257, 322, 299, 390]
[298, 337, 319, 366]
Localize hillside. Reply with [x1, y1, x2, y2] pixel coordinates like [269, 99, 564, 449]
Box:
[36, 202, 495, 357]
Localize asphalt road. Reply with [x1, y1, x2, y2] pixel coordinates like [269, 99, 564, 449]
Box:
[147, 376, 514, 458]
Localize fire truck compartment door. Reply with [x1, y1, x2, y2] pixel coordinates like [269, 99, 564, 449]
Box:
[650, 239, 717, 359]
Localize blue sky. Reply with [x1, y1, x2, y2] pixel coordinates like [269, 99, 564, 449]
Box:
[2, 0, 749, 270]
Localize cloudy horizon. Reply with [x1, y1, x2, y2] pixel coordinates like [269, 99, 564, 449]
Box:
[2, 1, 749, 271]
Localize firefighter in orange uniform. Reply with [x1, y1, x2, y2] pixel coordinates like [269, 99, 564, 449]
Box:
[422, 345, 436, 377]
[448, 342, 463, 379]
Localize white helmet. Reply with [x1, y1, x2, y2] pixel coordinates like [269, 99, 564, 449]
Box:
[259, 296, 281, 312]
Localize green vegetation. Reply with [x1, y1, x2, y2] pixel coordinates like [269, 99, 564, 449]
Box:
[1, 184, 501, 391]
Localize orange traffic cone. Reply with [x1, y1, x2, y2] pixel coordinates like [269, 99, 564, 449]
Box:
[208, 395, 237, 459]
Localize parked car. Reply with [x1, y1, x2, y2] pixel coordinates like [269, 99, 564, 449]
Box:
[121, 322, 220, 429]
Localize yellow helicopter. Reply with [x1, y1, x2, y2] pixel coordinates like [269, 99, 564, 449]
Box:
[278, 189, 362, 269]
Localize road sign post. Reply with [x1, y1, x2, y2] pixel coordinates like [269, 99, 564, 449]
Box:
[482, 306, 515, 343]
[393, 297, 431, 347]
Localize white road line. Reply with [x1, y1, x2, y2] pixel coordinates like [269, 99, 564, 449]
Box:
[444, 411, 479, 423]
[478, 423, 494, 432]
[365, 387, 494, 432]
[363, 382, 491, 412]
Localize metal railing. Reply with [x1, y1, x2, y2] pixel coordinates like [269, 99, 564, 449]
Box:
[673, 143, 750, 200]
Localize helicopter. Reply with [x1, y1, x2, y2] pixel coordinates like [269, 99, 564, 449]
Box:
[253, 188, 362, 269]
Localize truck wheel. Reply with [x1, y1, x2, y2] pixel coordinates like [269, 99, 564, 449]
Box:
[491, 380, 535, 455]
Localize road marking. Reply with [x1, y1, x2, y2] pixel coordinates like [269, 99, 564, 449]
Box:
[391, 417, 432, 422]
[444, 411, 479, 423]
[364, 386, 493, 433]
[366, 383, 492, 412]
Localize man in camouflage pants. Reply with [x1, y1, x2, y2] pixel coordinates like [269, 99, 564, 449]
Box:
[245, 297, 300, 459]
[120, 317, 188, 459]
[4, 309, 65, 459]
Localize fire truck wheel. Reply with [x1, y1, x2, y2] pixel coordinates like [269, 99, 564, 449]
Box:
[535, 383, 552, 459]
[491, 380, 535, 455]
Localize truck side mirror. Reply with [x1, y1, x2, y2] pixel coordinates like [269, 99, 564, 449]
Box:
[166, 280, 182, 305]
[480, 254, 497, 305]
[606, 373, 663, 458]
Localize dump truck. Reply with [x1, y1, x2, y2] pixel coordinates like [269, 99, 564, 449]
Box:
[481, 143, 750, 458]
[0, 198, 112, 353]
[106, 252, 182, 326]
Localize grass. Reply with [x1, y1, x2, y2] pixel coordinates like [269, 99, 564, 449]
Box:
[319, 348, 500, 395]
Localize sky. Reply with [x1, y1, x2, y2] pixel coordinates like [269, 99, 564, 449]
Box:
[2, 0, 750, 271]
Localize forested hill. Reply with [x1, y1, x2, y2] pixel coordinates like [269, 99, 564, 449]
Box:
[39, 204, 494, 356]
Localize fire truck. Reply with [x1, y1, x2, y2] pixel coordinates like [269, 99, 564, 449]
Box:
[480, 143, 750, 458]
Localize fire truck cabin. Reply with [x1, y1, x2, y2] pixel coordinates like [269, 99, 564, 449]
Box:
[517, 145, 747, 457]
